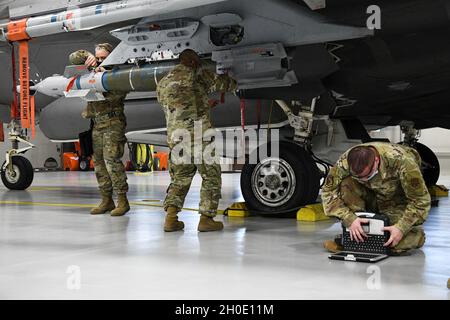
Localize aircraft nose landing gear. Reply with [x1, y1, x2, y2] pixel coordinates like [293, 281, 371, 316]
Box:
[1, 120, 35, 190]
[1, 156, 34, 190]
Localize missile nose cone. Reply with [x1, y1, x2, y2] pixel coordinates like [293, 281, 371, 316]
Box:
[28, 75, 70, 97]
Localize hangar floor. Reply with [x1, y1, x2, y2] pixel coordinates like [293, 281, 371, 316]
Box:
[0, 171, 449, 300]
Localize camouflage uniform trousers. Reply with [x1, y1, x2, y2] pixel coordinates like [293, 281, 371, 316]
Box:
[92, 122, 129, 196]
[164, 142, 222, 217]
[339, 177, 425, 252]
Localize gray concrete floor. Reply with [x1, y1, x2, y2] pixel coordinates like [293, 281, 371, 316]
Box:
[0, 171, 449, 300]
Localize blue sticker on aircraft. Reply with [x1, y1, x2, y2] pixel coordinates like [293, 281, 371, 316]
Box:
[95, 5, 103, 15]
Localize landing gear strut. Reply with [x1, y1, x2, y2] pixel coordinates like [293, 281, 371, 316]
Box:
[401, 122, 440, 186]
[240, 98, 323, 215]
[1, 120, 35, 190]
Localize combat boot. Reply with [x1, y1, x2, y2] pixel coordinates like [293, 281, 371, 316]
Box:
[111, 193, 130, 216]
[91, 194, 115, 215]
[323, 234, 343, 253]
[164, 206, 184, 232]
[198, 215, 224, 232]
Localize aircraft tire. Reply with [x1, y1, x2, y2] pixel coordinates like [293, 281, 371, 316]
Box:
[240, 141, 321, 216]
[414, 142, 440, 186]
[1, 156, 34, 190]
[79, 157, 90, 172]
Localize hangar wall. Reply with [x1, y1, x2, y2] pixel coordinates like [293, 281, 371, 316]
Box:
[418, 128, 450, 176]
[0, 105, 9, 123]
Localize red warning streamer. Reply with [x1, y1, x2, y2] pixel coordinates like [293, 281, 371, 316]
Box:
[0, 122, 4, 142]
[30, 95, 35, 139]
[10, 43, 19, 119]
[240, 99, 246, 158]
[19, 40, 30, 129]
[256, 100, 261, 131]
[7, 18, 35, 138]
[240, 99, 246, 132]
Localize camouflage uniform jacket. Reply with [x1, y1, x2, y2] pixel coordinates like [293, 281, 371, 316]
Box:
[70, 50, 127, 130]
[83, 92, 127, 130]
[321, 142, 431, 234]
[156, 64, 237, 147]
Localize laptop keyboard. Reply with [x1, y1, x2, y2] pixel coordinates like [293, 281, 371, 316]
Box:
[343, 233, 388, 254]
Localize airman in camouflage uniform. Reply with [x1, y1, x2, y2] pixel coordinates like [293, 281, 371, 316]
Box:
[156, 49, 237, 232]
[69, 44, 130, 217]
[321, 142, 430, 254]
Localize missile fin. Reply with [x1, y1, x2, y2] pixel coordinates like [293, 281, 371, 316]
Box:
[64, 89, 105, 102]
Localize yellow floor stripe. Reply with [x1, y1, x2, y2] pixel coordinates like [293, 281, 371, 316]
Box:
[129, 202, 202, 213]
[0, 200, 224, 214]
[133, 172, 155, 176]
[130, 202, 165, 208]
[0, 201, 93, 208]
[29, 187, 63, 191]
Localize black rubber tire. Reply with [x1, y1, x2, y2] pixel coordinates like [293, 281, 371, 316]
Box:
[79, 157, 90, 172]
[1, 156, 34, 190]
[240, 141, 321, 216]
[414, 142, 440, 186]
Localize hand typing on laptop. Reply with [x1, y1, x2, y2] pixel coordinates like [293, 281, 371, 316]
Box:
[348, 217, 370, 243]
[328, 213, 392, 262]
[383, 226, 404, 247]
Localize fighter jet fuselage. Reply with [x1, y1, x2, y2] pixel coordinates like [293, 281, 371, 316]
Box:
[0, 0, 448, 134]
[0, 0, 448, 211]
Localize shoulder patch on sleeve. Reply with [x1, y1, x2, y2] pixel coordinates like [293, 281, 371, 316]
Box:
[410, 177, 421, 189]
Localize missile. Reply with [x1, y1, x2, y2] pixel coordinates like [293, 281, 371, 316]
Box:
[0, 0, 226, 41]
[32, 62, 174, 101]
[29, 61, 216, 101]
[30, 75, 71, 98]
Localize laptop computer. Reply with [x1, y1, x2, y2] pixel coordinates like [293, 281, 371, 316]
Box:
[328, 212, 391, 263]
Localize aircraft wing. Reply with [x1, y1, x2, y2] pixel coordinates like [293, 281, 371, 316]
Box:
[0, 0, 372, 92]
[98, 0, 371, 89]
